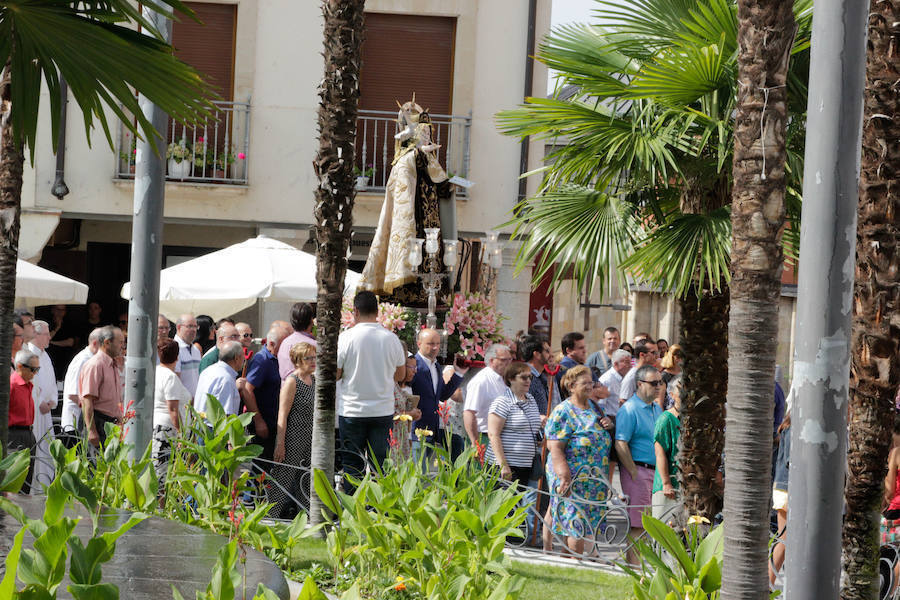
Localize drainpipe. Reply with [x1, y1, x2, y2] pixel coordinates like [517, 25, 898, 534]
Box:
[517, 0, 538, 204]
[51, 77, 70, 200]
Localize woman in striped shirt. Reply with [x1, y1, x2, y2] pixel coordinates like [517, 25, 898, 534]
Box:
[486, 361, 545, 485]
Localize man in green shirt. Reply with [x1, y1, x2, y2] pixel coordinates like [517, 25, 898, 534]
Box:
[199, 322, 240, 373]
[652, 374, 682, 522]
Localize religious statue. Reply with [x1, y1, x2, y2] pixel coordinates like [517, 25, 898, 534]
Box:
[359, 97, 453, 305]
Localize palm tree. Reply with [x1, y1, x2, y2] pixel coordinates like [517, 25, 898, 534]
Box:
[497, 0, 811, 519]
[0, 1, 211, 453]
[841, 0, 900, 596]
[309, 0, 365, 530]
[720, 0, 796, 595]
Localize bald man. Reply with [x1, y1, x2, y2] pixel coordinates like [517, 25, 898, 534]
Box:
[410, 328, 466, 456]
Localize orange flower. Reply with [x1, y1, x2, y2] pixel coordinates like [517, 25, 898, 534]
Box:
[393, 575, 407, 591]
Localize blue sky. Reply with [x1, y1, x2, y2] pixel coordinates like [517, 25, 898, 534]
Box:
[547, 0, 596, 92]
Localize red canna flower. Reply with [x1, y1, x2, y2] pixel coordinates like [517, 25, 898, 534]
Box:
[475, 441, 486, 465]
[437, 401, 451, 427]
[388, 428, 398, 449]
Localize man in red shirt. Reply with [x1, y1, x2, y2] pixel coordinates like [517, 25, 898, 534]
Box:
[9, 349, 39, 493]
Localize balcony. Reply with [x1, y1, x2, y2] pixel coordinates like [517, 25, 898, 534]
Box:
[355, 109, 472, 198]
[115, 100, 251, 185]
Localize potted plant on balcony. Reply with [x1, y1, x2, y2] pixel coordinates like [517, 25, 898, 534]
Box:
[119, 135, 137, 174]
[353, 164, 375, 190]
[191, 137, 214, 177]
[166, 138, 192, 178]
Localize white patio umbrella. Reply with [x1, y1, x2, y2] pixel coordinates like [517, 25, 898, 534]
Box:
[15, 259, 89, 308]
[120, 235, 361, 319]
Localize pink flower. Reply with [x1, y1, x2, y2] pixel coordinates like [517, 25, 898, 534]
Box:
[198, 136, 204, 143]
[238, 152, 246, 160]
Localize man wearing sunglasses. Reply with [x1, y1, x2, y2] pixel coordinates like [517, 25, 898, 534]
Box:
[615, 364, 663, 564]
[9, 349, 40, 492]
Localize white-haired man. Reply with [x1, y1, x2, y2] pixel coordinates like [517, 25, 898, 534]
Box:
[598, 349, 635, 417]
[174, 314, 202, 395]
[26, 320, 57, 486]
[61, 327, 102, 434]
[195, 341, 247, 419]
[9, 349, 40, 492]
[463, 344, 513, 447]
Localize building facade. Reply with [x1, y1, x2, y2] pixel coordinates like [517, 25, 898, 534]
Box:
[21, 0, 551, 332]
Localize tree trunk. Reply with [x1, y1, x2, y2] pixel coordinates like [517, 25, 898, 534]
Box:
[0, 65, 24, 455]
[841, 0, 900, 597]
[677, 286, 728, 520]
[309, 0, 365, 531]
[721, 0, 794, 597]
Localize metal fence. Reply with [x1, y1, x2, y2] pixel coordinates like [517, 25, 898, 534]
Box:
[115, 100, 251, 185]
[355, 109, 472, 197]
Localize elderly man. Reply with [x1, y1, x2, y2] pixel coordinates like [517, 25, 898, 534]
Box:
[61, 328, 102, 435]
[174, 314, 202, 395]
[244, 324, 288, 460]
[279, 302, 317, 380]
[27, 320, 57, 486]
[599, 349, 635, 417]
[236, 322, 254, 348]
[194, 340, 246, 419]
[157, 314, 172, 342]
[410, 328, 465, 452]
[9, 349, 40, 492]
[463, 344, 513, 447]
[618, 338, 659, 403]
[79, 326, 125, 448]
[586, 326, 621, 376]
[199, 321, 241, 373]
[615, 364, 664, 564]
[337, 291, 406, 491]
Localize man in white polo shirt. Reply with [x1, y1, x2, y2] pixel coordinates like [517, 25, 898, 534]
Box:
[463, 344, 513, 447]
[174, 313, 202, 396]
[337, 291, 406, 492]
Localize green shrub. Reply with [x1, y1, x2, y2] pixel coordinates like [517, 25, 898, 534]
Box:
[312, 443, 527, 600]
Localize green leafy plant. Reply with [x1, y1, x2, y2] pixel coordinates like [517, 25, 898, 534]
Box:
[166, 138, 192, 163]
[620, 514, 735, 600]
[0, 443, 147, 599]
[353, 164, 376, 178]
[311, 442, 527, 600]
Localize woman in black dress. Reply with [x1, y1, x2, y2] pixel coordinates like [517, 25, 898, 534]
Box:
[270, 342, 316, 518]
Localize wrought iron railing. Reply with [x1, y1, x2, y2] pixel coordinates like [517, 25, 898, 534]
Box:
[115, 100, 251, 185]
[355, 109, 472, 197]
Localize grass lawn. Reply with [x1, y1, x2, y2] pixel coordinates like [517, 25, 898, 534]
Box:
[510, 561, 630, 600]
[287, 538, 631, 599]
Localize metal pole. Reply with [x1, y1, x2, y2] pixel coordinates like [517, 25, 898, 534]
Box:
[123, 7, 171, 460]
[783, 0, 868, 594]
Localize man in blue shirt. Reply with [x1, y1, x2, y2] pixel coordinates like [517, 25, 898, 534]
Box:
[521, 334, 559, 416]
[615, 364, 663, 564]
[244, 324, 288, 462]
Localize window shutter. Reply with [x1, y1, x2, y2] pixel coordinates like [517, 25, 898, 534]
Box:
[360, 13, 456, 115]
[172, 2, 237, 101]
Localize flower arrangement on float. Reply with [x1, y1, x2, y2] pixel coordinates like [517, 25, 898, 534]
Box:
[440, 291, 507, 360]
[340, 300, 419, 349]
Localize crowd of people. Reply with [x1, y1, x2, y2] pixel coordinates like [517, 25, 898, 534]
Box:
[8, 293, 797, 564]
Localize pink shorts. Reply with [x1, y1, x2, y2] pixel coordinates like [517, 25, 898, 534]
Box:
[621, 465, 655, 528]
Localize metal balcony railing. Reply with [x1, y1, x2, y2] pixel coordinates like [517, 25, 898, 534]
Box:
[355, 109, 472, 197]
[115, 100, 251, 185]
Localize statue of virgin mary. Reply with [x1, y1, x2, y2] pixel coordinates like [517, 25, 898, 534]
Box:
[358, 98, 453, 305]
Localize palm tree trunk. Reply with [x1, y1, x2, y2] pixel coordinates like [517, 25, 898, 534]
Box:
[721, 0, 794, 596]
[309, 0, 365, 530]
[677, 286, 728, 520]
[841, 0, 900, 596]
[0, 65, 24, 455]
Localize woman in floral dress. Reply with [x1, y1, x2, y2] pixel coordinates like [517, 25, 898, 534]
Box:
[545, 365, 614, 554]
[391, 354, 421, 462]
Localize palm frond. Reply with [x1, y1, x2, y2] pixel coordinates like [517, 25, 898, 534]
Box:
[496, 97, 684, 186]
[627, 38, 734, 107]
[677, 0, 738, 53]
[622, 207, 732, 297]
[538, 23, 634, 97]
[0, 1, 214, 157]
[594, 0, 699, 50]
[502, 185, 639, 298]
